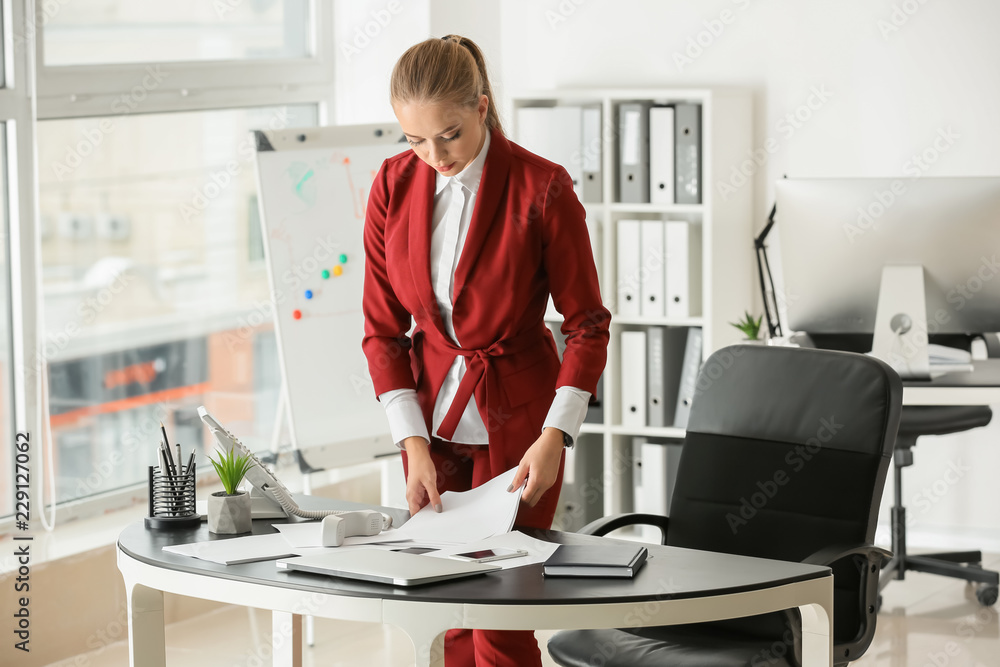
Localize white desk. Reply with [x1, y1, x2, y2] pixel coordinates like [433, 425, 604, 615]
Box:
[903, 360, 1000, 405]
[116, 517, 836, 667]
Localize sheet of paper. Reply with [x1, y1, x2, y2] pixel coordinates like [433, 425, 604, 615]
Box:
[163, 533, 300, 565]
[424, 531, 560, 571]
[376, 467, 523, 545]
[271, 522, 411, 548]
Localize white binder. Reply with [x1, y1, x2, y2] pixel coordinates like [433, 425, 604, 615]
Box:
[617, 220, 641, 317]
[665, 221, 690, 318]
[582, 106, 603, 203]
[516, 106, 584, 201]
[640, 220, 665, 317]
[621, 330, 647, 428]
[649, 106, 675, 205]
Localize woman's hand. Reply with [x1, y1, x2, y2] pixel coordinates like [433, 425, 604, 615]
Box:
[403, 436, 442, 517]
[509, 427, 565, 507]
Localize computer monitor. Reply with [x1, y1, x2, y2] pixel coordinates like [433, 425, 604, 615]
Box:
[775, 177, 1000, 376]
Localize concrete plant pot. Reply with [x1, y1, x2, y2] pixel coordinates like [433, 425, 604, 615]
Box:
[207, 491, 252, 534]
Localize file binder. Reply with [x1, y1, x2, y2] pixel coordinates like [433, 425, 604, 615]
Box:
[646, 326, 688, 427]
[674, 103, 702, 204]
[621, 330, 647, 428]
[516, 106, 585, 201]
[640, 220, 665, 317]
[582, 106, 603, 203]
[633, 438, 683, 524]
[618, 102, 651, 203]
[665, 221, 689, 318]
[617, 219, 641, 317]
[673, 327, 703, 428]
[649, 106, 675, 204]
[584, 374, 605, 424]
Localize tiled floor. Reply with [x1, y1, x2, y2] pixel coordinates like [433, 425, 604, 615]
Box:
[45, 552, 1000, 667]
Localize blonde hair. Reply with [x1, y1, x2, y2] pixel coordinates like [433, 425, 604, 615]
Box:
[390, 35, 504, 136]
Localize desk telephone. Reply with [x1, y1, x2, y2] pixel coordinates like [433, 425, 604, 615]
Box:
[196, 406, 392, 545]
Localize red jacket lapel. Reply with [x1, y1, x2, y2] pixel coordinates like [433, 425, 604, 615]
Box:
[407, 158, 442, 331]
[454, 127, 511, 307]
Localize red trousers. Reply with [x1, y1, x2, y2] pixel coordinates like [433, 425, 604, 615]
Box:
[401, 437, 565, 667]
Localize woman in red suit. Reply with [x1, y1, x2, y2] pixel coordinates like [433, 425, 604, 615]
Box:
[362, 35, 610, 667]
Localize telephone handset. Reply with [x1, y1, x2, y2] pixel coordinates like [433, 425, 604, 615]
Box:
[196, 406, 392, 542]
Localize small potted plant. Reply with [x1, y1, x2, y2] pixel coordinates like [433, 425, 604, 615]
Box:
[730, 311, 764, 344]
[207, 447, 254, 534]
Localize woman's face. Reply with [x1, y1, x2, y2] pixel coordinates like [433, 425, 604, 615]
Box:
[394, 95, 488, 176]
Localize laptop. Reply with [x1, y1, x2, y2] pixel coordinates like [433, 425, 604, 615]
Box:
[276, 549, 501, 586]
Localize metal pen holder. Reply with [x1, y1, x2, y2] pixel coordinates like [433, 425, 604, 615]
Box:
[145, 464, 201, 529]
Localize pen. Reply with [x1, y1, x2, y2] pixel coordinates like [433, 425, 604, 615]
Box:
[160, 421, 170, 449]
[185, 450, 196, 477]
[162, 441, 176, 477]
[175, 442, 182, 476]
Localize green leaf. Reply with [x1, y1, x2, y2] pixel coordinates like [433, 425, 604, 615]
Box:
[209, 447, 254, 496]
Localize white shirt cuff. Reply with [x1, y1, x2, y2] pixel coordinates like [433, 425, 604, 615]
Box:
[379, 388, 431, 448]
[542, 386, 592, 445]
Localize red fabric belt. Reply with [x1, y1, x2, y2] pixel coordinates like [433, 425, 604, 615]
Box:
[429, 326, 545, 441]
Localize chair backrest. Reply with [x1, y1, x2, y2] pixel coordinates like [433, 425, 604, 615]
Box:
[667, 344, 902, 648]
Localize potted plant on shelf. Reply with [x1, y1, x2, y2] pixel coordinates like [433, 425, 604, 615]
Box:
[207, 447, 254, 534]
[730, 311, 764, 344]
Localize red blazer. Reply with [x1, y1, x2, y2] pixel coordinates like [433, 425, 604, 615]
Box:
[362, 127, 610, 472]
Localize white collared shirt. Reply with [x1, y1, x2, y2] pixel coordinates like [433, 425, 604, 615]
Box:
[378, 130, 591, 446]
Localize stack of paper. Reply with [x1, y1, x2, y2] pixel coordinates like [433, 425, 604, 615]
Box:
[162, 467, 526, 565]
[163, 533, 299, 565]
[384, 467, 522, 545]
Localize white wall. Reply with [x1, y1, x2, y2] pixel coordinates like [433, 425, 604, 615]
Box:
[490, 0, 1000, 549]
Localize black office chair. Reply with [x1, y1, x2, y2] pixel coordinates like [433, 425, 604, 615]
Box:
[548, 344, 902, 667]
[880, 405, 998, 607]
[805, 333, 1000, 607]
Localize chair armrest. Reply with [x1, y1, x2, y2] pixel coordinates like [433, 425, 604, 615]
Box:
[579, 513, 670, 543]
[801, 543, 892, 567]
[980, 333, 1000, 359]
[801, 543, 891, 665]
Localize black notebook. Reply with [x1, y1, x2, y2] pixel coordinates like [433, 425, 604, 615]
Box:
[543, 544, 648, 578]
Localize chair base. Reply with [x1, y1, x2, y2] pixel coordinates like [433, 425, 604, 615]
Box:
[880, 450, 999, 607]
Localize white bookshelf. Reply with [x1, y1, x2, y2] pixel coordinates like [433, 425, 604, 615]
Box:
[511, 89, 754, 518]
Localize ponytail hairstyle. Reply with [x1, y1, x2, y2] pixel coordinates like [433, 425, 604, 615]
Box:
[390, 35, 504, 136]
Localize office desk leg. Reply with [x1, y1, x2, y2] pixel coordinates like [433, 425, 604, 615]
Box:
[125, 582, 166, 667]
[272, 611, 302, 667]
[384, 601, 460, 667]
[799, 600, 834, 666]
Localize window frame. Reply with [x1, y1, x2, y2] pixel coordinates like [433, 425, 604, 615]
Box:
[34, 0, 335, 121]
[0, 0, 337, 531]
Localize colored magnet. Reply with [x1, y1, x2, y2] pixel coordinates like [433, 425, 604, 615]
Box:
[339, 253, 348, 263]
[321, 269, 330, 279]
[292, 310, 302, 320]
[305, 290, 313, 299]
[333, 265, 343, 276]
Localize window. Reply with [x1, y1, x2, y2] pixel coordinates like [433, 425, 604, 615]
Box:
[0, 125, 12, 519]
[42, 0, 311, 65]
[36, 104, 317, 504]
